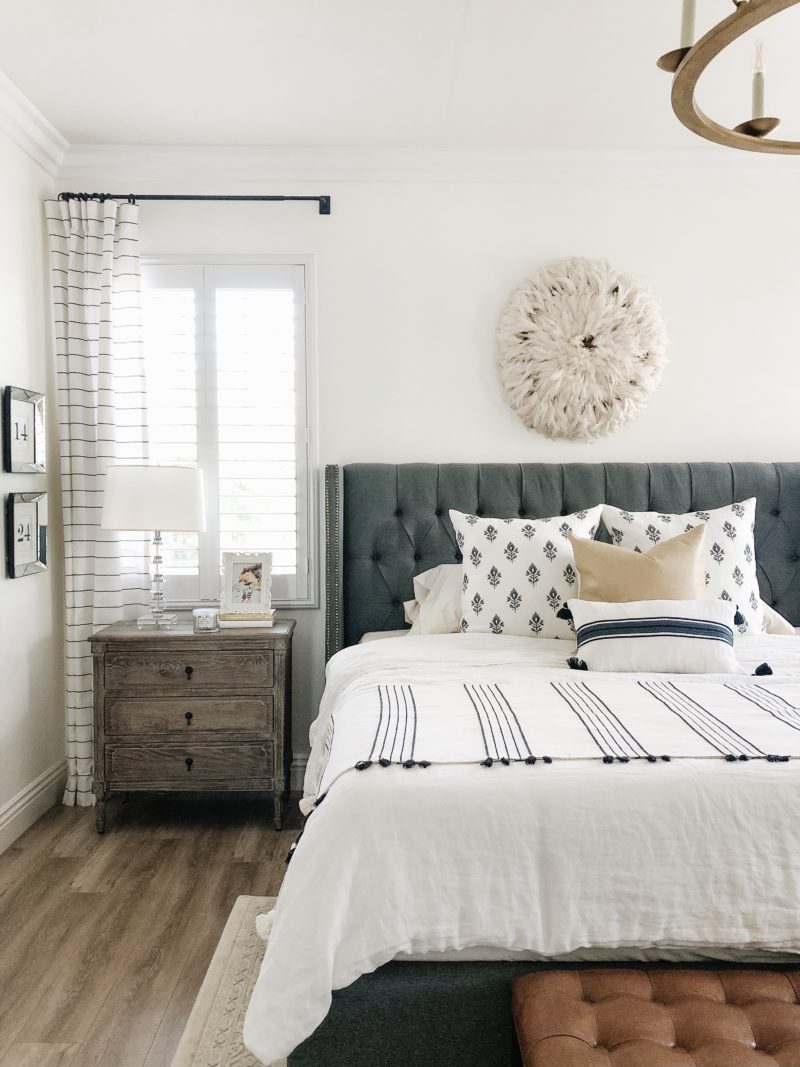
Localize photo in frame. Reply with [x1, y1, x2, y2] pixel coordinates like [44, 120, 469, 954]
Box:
[220, 551, 273, 620]
[5, 492, 48, 578]
[3, 386, 46, 473]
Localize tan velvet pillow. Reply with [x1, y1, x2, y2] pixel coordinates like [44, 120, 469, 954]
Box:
[569, 524, 705, 602]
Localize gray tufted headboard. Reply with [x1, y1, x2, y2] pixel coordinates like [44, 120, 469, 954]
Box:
[324, 463, 800, 658]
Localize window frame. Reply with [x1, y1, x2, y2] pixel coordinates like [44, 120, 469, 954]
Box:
[141, 253, 319, 610]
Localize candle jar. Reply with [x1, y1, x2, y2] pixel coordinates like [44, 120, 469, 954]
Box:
[193, 607, 220, 633]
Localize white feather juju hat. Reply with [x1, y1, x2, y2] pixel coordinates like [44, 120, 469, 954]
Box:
[496, 257, 668, 441]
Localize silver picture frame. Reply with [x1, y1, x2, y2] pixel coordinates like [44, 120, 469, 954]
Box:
[3, 386, 46, 473]
[5, 492, 48, 578]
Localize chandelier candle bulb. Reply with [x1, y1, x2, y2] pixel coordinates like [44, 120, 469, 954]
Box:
[753, 42, 765, 118]
[680, 0, 696, 47]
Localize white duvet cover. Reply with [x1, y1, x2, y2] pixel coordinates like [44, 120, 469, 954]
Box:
[244, 633, 800, 1064]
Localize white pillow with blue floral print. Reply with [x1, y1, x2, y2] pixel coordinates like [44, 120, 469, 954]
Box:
[601, 499, 762, 635]
[450, 506, 603, 639]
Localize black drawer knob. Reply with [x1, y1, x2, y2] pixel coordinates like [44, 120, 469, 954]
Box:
[185, 711, 193, 725]
[185, 665, 194, 680]
[185, 756, 193, 772]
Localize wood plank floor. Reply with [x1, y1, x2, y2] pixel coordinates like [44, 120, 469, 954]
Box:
[0, 794, 302, 1067]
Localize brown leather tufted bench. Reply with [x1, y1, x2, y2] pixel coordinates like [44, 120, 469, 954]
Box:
[512, 969, 800, 1066]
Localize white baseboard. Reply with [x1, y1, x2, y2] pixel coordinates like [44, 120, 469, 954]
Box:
[0, 759, 67, 855]
[290, 753, 309, 793]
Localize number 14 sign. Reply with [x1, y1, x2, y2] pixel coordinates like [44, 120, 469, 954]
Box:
[3, 386, 46, 474]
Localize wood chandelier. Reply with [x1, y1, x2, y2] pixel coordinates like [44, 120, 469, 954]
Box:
[658, 0, 800, 154]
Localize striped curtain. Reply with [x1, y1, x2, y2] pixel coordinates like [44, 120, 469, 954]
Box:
[46, 198, 151, 807]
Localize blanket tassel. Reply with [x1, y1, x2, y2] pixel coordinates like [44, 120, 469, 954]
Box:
[754, 663, 773, 676]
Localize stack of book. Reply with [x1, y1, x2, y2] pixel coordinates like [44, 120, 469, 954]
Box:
[218, 610, 276, 629]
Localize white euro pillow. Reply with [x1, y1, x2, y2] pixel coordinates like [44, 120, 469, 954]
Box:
[404, 564, 464, 635]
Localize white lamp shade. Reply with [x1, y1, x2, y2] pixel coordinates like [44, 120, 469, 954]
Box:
[102, 465, 206, 533]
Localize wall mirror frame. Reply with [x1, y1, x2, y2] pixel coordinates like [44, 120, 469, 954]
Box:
[5, 492, 48, 578]
[3, 386, 46, 473]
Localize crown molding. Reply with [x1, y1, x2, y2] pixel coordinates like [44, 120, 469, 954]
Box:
[0, 72, 68, 176]
[58, 142, 800, 187]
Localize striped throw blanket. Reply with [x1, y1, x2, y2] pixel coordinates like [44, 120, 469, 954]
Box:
[316, 678, 800, 801]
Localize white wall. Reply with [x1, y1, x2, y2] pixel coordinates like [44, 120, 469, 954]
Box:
[0, 128, 64, 849]
[74, 158, 800, 771]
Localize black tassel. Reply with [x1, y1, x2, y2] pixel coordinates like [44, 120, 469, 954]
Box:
[618, 756, 630, 763]
[738, 754, 749, 761]
[725, 753, 737, 762]
[481, 757, 494, 767]
[500, 756, 510, 766]
[734, 607, 745, 626]
[355, 760, 372, 771]
[767, 754, 777, 763]
[402, 759, 416, 768]
[661, 755, 671, 762]
[567, 656, 588, 671]
[525, 755, 537, 765]
[779, 755, 790, 763]
[647, 755, 657, 763]
[602, 755, 614, 764]
[543, 756, 553, 764]
[556, 604, 573, 621]
[379, 757, 391, 768]
[754, 663, 773, 676]
[285, 829, 304, 863]
[418, 760, 431, 768]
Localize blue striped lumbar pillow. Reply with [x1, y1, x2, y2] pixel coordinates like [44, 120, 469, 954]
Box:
[568, 598, 746, 674]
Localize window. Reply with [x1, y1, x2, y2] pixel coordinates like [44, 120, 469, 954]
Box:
[141, 260, 316, 606]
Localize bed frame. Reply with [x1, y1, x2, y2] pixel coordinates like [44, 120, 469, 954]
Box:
[290, 461, 800, 1067]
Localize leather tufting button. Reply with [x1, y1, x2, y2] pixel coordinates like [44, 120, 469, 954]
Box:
[793, 555, 800, 563]
[393, 599, 400, 607]
[772, 508, 781, 516]
[414, 552, 422, 561]
[372, 554, 380, 562]
[395, 509, 403, 518]
[476, 510, 483, 517]
[519, 510, 525, 516]
[435, 508, 442, 517]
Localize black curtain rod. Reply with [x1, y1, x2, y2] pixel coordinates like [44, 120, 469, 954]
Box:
[58, 192, 331, 215]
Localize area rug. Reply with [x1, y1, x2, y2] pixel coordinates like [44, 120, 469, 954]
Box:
[170, 895, 284, 1067]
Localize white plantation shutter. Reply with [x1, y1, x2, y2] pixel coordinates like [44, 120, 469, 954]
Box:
[141, 261, 314, 605]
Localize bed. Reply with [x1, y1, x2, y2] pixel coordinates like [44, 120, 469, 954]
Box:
[244, 462, 800, 1067]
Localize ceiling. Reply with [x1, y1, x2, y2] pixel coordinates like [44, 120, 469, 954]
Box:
[1, 0, 799, 150]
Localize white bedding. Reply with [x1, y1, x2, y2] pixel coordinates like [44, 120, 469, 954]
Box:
[243, 633, 800, 1064]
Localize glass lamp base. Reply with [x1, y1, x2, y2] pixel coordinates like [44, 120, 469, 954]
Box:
[136, 612, 179, 630]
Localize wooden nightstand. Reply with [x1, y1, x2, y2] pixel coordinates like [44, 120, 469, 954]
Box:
[89, 617, 295, 833]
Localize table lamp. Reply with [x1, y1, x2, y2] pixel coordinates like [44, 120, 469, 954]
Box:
[102, 464, 206, 629]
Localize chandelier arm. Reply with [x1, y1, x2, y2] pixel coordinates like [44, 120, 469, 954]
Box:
[671, 0, 800, 154]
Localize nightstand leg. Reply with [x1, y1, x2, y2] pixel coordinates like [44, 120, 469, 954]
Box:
[95, 797, 107, 834]
[273, 791, 285, 831]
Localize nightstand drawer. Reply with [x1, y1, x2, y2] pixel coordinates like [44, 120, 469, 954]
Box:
[105, 650, 274, 690]
[108, 742, 274, 782]
[106, 695, 274, 735]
